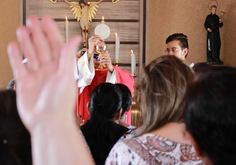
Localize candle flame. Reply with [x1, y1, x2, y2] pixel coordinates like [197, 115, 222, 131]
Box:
[115, 32, 118, 37]
[102, 16, 104, 21]
[65, 16, 68, 21]
[131, 50, 134, 54]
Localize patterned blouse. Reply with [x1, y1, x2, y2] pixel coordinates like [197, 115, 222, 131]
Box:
[105, 133, 203, 165]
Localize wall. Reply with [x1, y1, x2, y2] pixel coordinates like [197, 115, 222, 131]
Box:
[148, 0, 236, 65]
[28, 0, 140, 78]
[0, 1, 20, 89]
[1, 0, 236, 89]
[0, 0, 140, 89]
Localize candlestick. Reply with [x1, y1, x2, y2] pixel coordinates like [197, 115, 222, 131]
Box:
[115, 32, 120, 65]
[131, 50, 136, 76]
[65, 16, 69, 42]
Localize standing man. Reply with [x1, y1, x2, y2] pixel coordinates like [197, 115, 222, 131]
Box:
[204, 5, 223, 62]
[165, 33, 189, 61]
[76, 35, 134, 124]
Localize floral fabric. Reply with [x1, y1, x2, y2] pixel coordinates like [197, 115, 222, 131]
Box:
[105, 133, 203, 165]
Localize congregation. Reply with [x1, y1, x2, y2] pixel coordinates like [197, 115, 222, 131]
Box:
[1, 14, 236, 165]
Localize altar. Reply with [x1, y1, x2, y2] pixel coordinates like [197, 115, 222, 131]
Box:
[21, 0, 146, 126]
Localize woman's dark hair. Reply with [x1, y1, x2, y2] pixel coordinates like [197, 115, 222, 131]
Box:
[184, 66, 236, 165]
[192, 62, 213, 73]
[81, 83, 128, 165]
[0, 90, 32, 165]
[115, 83, 132, 117]
[88, 82, 122, 124]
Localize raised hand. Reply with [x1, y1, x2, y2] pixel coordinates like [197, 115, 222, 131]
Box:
[98, 51, 114, 72]
[88, 35, 102, 58]
[8, 15, 80, 131]
[7, 15, 94, 165]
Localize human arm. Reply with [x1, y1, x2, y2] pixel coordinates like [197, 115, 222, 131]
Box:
[204, 15, 211, 32]
[103, 51, 115, 84]
[87, 35, 101, 60]
[98, 51, 114, 73]
[219, 18, 223, 28]
[76, 37, 106, 93]
[76, 35, 109, 92]
[7, 15, 94, 165]
[208, 28, 212, 32]
[77, 51, 95, 93]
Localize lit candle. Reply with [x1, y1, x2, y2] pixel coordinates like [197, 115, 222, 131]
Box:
[131, 50, 136, 76]
[101, 16, 105, 23]
[65, 16, 69, 42]
[115, 32, 120, 64]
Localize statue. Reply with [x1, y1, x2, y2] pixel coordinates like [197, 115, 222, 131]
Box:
[50, 0, 104, 48]
[204, 4, 224, 63]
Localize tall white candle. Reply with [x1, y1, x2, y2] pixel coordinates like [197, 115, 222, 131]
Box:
[65, 16, 69, 42]
[131, 50, 136, 76]
[115, 32, 120, 63]
[101, 16, 105, 23]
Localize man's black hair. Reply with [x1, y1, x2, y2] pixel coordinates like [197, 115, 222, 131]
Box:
[211, 5, 217, 9]
[184, 66, 236, 165]
[166, 33, 189, 58]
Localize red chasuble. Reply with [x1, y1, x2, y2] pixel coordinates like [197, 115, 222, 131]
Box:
[75, 66, 134, 125]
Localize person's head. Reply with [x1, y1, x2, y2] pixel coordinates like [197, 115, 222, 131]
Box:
[77, 44, 105, 68]
[88, 83, 122, 124]
[192, 62, 213, 74]
[115, 84, 132, 117]
[135, 55, 194, 136]
[211, 5, 217, 13]
[0, 90, 32, 165]
[184, 66, 236, 165]
[165, 33, 189, 60]
[7, 79, 16, 91]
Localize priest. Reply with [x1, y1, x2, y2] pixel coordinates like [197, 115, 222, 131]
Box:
[75, 35, 134, 124]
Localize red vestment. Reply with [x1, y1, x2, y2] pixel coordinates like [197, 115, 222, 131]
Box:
[75, 66, 134, 124]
